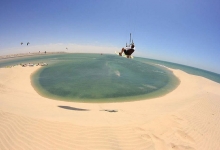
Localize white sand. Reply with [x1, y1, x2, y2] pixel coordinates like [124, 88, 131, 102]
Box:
[0, 66, 220, 150]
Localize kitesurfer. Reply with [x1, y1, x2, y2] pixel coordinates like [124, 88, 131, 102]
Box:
[119, 43, 135, 58]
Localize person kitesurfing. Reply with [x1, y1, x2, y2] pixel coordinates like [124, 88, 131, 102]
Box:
[118, 33, 135, 59]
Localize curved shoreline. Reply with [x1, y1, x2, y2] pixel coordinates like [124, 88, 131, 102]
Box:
[31, 63, 180, 103]
[0, 65, 220, 150]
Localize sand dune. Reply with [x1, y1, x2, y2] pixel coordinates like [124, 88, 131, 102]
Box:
[0, 66, 220, 150]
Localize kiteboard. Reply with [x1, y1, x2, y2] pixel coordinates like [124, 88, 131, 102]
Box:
[115, 51, 134, 59]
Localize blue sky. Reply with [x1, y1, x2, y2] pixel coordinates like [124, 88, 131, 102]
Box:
[0, 0, 220, 74]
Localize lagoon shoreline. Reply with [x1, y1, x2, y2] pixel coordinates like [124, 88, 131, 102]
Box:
[30, 57, 180, 103]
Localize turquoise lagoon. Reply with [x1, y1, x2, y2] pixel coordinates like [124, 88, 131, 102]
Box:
[1, 53, 220, 103]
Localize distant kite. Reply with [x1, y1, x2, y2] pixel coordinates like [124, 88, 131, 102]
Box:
[27, 42, 30, 46]
[21, 42, 23, 45]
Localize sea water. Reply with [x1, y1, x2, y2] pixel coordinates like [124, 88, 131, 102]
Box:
[136, 57, 220, 84]
[1, 53, 220, 103]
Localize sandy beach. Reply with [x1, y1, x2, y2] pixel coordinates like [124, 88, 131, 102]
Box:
[0, 65, 220, 150]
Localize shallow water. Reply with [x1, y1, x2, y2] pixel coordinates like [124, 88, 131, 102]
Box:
[31, 54, 179, 102]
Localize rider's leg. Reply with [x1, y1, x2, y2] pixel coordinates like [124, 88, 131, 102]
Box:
[119, 48, 125, 56]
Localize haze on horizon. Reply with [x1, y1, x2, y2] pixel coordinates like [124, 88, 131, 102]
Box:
[0, 0, 220, 74]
